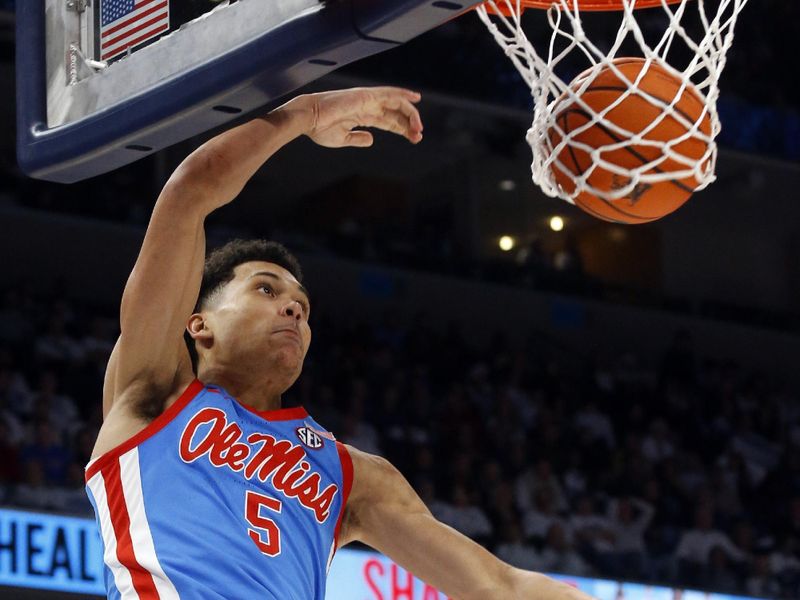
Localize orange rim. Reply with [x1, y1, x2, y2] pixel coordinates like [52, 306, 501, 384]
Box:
[484, 0, 683, 14]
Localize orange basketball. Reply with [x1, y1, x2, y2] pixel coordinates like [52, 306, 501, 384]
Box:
[548, 58, 712, 224]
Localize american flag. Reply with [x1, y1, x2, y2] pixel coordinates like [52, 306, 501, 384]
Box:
[100, 0, 170, 62]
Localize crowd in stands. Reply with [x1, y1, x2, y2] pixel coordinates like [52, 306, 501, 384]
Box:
[1, 281, 798, 599]
[0, 2, 797, 597]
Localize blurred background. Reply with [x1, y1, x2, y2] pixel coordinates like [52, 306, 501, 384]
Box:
[0, 0, 799, 598]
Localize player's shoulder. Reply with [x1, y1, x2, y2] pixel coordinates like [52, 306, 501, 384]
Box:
[340, 443, 385, 471]
[340, 444, 403, 500]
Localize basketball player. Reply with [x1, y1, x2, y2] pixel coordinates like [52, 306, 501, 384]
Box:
[87, 86, 595, 599]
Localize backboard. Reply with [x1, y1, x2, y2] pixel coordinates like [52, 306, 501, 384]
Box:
[17, 0, 480, 183]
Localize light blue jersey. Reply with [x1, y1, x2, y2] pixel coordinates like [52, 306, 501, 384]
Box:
[85, 380, 353, 600]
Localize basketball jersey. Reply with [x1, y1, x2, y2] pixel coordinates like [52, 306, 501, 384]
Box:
[85, 380, 353, 600]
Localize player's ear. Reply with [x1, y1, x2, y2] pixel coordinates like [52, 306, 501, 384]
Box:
[187, 313, 213, 345]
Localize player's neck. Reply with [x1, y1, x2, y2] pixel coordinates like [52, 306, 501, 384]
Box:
[198, 366, 283, 412]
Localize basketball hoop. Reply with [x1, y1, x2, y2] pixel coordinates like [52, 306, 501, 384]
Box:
[485, 0, 682, 14]
[476, 0, 749, 211]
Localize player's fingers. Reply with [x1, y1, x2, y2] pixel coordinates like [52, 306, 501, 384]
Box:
[373, 87, 422, 104]
[370, 109, 419, 142]
[378, 97, 423, 132]
[344, 130, 374, 148]
[397, 98, 423, 133]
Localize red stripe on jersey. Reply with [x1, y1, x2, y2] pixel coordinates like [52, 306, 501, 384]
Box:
[87, 379, 204, 481]
[332, 441, 354, 553]
[103, 459, 161, 599]
[181, 384, 308, 421]
[239, 402, 309, 422]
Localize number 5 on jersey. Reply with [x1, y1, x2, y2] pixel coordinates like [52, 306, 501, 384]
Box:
[246, 490, 282, 556]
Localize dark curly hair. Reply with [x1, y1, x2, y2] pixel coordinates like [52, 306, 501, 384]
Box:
[184, 239, 304, 371]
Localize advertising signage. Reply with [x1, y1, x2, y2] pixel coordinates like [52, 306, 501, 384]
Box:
[0, 507, 104, 595]
[326, 552, 765, 600]
[0, 507, 765, 600]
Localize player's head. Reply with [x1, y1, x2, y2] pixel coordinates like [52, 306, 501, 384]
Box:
[185, 239, 310, 393]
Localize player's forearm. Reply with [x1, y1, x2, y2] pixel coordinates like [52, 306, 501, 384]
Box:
[509, 570, 597, 600]
[167, 98, 312, 215]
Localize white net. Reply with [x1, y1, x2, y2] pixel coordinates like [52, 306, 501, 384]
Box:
[476, 0, 748, 204]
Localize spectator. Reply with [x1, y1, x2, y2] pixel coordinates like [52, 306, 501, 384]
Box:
[747, 552, 782, 598]
[20, 421, 71, 485]
[606, 496, 655, 578]
[675, 505, 747, 584]
[431, 485, 493, 544]
[641, 418, 675, 464]
[495, 517, 540, 570]
[570, 495, 616, 555]
[705, 545, 742, 593]
[0, 371, 26, 446]
[27, 370, 82, 441]
[34, 314, 83, 367]
[522, 487, 566, 542]
[0, 357, 33, 424]
[516, 457, 568, 513]
[574, 401, 615, 448]
[561, 449, 588, 502]
[12, 460, 63, 511]
[486, 480, 520, 534]
[770, 536, 800, 588]
[537, 522, 594, 576]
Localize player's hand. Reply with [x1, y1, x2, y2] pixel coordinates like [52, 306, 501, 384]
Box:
[290, 87, 423, 148]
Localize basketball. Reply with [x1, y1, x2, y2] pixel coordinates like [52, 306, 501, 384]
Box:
[548, 58, 712, 224]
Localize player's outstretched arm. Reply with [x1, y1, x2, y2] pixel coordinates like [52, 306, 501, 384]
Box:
[340, 445, 596, 600]
[103, 87, 423, 418]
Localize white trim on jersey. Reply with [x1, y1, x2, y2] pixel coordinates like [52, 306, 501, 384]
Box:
[119, 448, 180, 599]
[87, 470, 139, 599]
[325, 538, 336, 574]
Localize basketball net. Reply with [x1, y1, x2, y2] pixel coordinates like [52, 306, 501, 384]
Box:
[476, 0, 748, 204]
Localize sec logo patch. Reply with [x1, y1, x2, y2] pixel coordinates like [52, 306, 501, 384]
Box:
[295, 426, 324, 450]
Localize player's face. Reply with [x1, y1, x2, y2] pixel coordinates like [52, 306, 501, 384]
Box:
[202, 261, 312, 388]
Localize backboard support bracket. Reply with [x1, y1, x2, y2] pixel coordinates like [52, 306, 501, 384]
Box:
[65, 0, 88, 13]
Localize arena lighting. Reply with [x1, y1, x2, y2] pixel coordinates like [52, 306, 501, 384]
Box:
[499, 235, 515, 251]
[550, 216, 565, 232]
[498, 179, 516, 191]
[609, 227, 627, 242]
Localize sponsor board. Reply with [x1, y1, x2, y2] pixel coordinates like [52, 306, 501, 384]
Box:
[0, 507, 765, 600]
